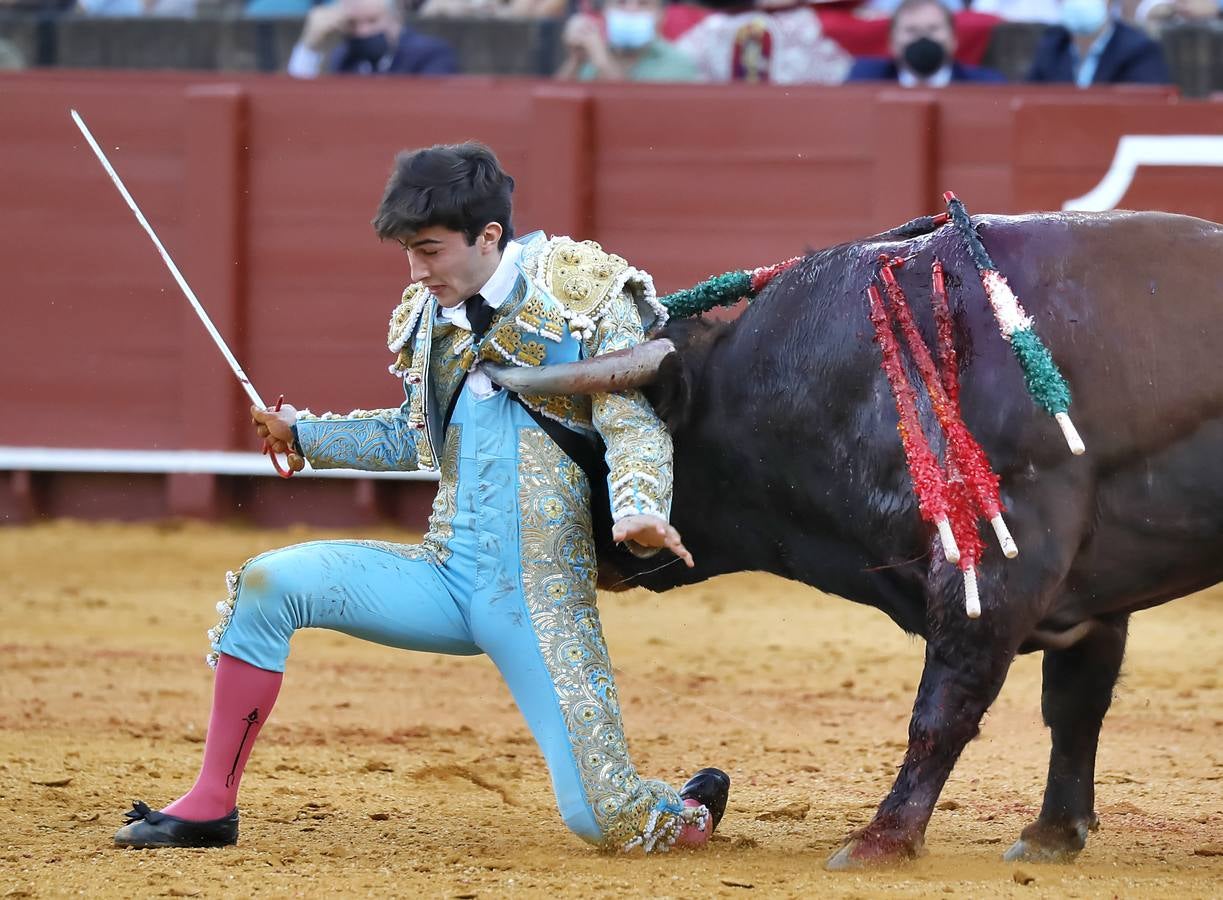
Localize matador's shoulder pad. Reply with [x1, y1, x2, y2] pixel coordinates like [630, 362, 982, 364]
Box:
[526, 236, 667, 337]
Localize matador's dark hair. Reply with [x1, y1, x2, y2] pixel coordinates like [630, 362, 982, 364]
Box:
[372, 142, 515, 250]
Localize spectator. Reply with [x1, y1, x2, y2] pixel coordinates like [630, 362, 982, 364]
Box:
[971, 0, 1061, 22]
[286, 0, 459, 78]
[76, 0, 195, 15]
[674, 0, 851, 85]
[847, 0, 1007, 85]
[1135, 0, 1221, 26]
[1027, 0, 1171, 86]
[555, 0, 699, 82]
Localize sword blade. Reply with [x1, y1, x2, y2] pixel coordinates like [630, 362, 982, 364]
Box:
[70, 109, 266, 410]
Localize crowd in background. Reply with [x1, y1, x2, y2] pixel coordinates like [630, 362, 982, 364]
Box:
[549, 0, 1220, 86]
[0, 0, 1220, 87]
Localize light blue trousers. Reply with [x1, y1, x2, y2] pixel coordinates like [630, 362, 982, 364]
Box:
[212, 390, 691, 850]
[217, 538, 611, 840]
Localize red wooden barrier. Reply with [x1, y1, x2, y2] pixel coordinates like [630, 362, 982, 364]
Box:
[1013, 97, 1223, 220]
[0, 71, 1219, 526]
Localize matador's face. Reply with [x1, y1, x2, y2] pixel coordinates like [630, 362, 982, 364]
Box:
[397, 223, 503, 308]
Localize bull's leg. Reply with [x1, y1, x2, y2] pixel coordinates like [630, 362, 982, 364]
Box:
[1003, 615, 1129, 863]
[826, 631, 1016, 869]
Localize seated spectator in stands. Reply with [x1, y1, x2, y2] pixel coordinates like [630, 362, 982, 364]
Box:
[417, 0, 566, 18]
[675, 0, 851, 84]
[1027, 0, 1171, 85]
[555, 0, 698, 82]
[1135, 0, 1221, 27]
[847, 0, 1007, 85]
[286, 0, 459, 78]
[971, 0, 1061, 22]
[76, 0, 195, 15]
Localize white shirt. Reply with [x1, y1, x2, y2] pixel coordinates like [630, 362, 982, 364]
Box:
[898, 64, 953, 88]
[287, 43, 326, 79]
[436, 240, 523, 399]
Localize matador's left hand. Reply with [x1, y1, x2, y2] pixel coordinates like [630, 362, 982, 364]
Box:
[612, 515, 694, 568]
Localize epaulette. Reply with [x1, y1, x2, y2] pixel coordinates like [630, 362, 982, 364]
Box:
[529, 237, 667, 338]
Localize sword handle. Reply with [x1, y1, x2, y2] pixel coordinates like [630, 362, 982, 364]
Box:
[261, 394, 301, 479]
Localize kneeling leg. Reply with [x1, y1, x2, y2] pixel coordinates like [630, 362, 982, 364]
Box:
[476, 588, 713, 853]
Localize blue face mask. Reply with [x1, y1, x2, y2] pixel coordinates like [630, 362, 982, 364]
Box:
[1060, 0, 1110, 36]
[605, 9, 656, 50]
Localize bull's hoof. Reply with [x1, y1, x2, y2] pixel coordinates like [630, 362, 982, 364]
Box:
[1001, 816, 1097, 864]
[825, 831, 923, 870]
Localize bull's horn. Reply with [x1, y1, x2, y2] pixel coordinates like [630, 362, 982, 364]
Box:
[482, 339, 676, 395]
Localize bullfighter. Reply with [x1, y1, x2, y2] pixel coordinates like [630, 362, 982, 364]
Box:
[114, 142, 730, 853]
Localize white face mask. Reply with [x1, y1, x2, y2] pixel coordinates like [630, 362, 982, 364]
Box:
[605, 9, 656, 50]
[1060, 0, 1110, 35]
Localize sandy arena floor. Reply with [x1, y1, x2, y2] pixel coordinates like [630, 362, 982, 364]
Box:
[2, 521, 1222, 898]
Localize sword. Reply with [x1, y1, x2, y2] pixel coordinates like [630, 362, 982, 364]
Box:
[70, 109, 300, 477]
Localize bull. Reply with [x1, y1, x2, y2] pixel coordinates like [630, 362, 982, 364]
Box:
[489, 209, 1223, 867]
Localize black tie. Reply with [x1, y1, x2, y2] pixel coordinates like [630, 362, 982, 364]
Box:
[465, 293, 493, 340]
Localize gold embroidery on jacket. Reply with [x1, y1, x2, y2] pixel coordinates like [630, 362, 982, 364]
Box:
[483, 322, 548, 368]
[517, 428, 686, 850]
[420, 423, 461, 564]
[387, 283, 432, 374]
[543, 239, 629, 322]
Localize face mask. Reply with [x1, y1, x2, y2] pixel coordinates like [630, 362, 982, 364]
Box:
[901, 36, 946, 78]
[348, 32, 390, 64]
[1060, 0, 1110, 35]
[605, 9, 656, 51]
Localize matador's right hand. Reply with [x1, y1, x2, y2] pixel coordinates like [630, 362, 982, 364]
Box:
[251, 404, 298, 455]
[251, 404, 304, 474]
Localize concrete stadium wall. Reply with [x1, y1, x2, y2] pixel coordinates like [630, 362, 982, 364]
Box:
[2, 70, 1221, 526]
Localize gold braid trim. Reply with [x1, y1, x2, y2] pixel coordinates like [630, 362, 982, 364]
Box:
[386, 283, 432, 375]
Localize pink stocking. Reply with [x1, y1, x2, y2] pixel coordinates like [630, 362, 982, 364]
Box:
[162, 654, 282, 821]
[675, 798, 714, 847]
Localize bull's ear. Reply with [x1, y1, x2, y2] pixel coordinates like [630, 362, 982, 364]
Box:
[643, 350, 691, 434]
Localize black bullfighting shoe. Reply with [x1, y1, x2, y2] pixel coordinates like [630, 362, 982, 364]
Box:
[679, 767, 731, 831]
[113, 801, 239, 849]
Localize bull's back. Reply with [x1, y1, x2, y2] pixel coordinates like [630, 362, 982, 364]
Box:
[967, 213, 1223, 615]
[975, 211, 1223, 467]
[712, 210, 1223, 621]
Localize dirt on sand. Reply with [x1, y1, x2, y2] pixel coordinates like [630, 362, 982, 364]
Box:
[2, 521, 1222, 898]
